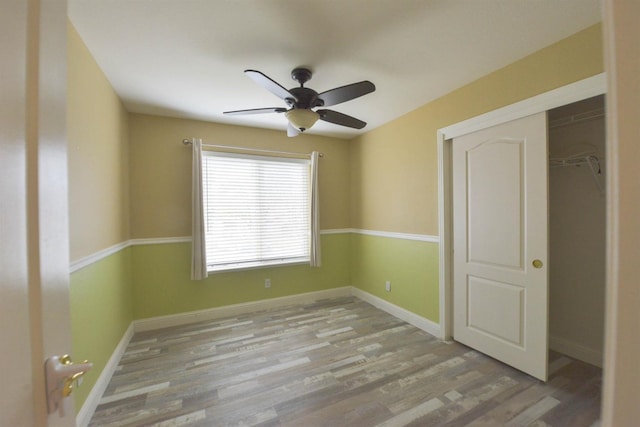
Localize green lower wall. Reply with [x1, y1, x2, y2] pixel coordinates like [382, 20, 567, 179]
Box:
[68, 232, 439, 411]
[131, 233, 351, 319]
[350, 233, 440, 322]
[69, 247, 134, 408]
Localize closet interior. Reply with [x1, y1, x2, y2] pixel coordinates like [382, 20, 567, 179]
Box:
[548, 95, 606, 367]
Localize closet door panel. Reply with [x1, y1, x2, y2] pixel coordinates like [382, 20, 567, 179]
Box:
[467, 138, 524, 269]
[453, 112, 549, 381]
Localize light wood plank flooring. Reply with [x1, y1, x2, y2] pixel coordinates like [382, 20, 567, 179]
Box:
[89, 297, 601, 426]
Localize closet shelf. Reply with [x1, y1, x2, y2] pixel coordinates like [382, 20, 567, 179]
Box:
[548, 107, 605, 129]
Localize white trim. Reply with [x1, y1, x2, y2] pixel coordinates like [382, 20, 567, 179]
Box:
[131, 285, 443, 337]
[319, 228, 354, 235]
[69, 241, 130, 273]
[128, 236, 191, 246]
[350, 287, 442, 339]
[440, 73, 606, 140]
[322, 228, 440, 242]
[549, 335, 603, 368]
[352, 229, 439, 243]
[69, 230, 437, 274]
[69, 237, 191, 273]
[437, 132, 453, 340]
[69, 233, 356, 274]
[437, 73, 607, 344]
[76, 323, 134, 427]
[132, 287, 353, 332]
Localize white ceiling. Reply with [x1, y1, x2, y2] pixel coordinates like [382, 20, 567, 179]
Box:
[68, 0, 602, 139]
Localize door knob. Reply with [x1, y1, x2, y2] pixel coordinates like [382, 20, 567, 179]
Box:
[45, 354, 92, 416]
[532, 259, 543, 268]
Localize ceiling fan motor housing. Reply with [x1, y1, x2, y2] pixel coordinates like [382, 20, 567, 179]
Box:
[288, 87, 323, 109]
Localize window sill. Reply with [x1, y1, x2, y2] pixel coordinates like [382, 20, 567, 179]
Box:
[207, 258, 310, 274]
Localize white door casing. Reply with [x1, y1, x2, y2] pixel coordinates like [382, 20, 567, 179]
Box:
[452, 112, 549, 381]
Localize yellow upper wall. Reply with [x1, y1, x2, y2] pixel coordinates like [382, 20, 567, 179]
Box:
[350, 24, 603, 235]
[67, 22, 130, 261]
[128, 115, 351, 238]
[68, 22, 604, 248]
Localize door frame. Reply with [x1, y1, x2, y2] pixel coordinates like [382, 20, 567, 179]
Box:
[436, 73, 607, 341]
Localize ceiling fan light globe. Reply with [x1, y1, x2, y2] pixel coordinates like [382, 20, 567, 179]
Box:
[285, 109, 319, 132]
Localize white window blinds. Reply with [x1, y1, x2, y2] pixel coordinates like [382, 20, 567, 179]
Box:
[202, 151, 311, 271]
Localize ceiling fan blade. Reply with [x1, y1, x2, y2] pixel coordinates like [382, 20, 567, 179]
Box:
[223, 107, 287, 116]
[317, 81, 375, 107]
[287, 122, 300, 137]
[317, 109, 367, 129]
[245, 70, 297, 103]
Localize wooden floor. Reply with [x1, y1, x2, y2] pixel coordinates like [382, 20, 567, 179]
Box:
[89, 297, 601, 426]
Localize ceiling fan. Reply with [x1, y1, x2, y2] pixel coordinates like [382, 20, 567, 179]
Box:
[223, 68, 376, 137]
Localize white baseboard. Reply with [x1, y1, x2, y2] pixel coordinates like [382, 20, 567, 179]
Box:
[132, 287, 352, 332]
[76, 323, 134, 427]
[350, 287, 442, 339]
[549, 335, 603, 367]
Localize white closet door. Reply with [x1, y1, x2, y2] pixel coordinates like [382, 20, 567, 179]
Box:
[452, 112, 549, 381]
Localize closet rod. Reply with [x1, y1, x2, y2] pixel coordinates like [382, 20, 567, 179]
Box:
[182, 139, 323, 158]
[549, 155, 599, 168]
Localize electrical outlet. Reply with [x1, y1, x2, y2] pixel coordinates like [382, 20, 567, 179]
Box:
[265, 278, 271, 289]
[385, 281, 391, 292]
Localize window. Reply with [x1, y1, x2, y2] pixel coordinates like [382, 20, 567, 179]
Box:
[201, 151, 311, 271]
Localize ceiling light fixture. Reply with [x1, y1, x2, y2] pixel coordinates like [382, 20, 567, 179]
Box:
[285, 108, 320, 132]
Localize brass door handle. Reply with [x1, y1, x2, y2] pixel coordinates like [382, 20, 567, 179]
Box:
[45, 354, 93, 416]
[532, 259, 543, 269]
[63, 370, 88, 397]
